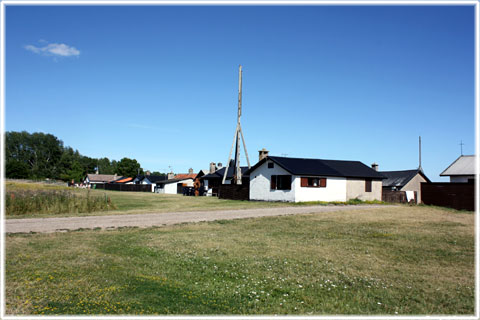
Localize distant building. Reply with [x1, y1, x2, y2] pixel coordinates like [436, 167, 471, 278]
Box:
[380, 169, 430, 203]
[110, 176, 134, 184]
[133, 174, 168, 192]
[156, 170, 197, 194]
[84, 174, 118, 188]
[440, 155, 476, 183]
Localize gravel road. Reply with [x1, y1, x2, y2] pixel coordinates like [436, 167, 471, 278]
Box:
[5, 205, 394, 234]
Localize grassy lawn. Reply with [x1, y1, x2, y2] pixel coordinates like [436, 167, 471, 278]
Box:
[5, 180, 382, 219]
[5, 206, 474, 315]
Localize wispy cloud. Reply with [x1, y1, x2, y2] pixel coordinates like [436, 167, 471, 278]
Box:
[24, 41, 80, 57]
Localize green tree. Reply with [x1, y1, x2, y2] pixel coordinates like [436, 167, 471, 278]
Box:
[6, 160, 30, 179]
[116, 158, 143, 177]
[5, 131, 63, 179]
[151, 171, 165, 176]
[97, 157, 116, 174]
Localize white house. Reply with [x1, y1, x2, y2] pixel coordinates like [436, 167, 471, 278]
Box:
[133, 174, 168, 192]
[440, 155, 476, 183]
[155, 173, 196, 194]
[247, 156, 385, 203]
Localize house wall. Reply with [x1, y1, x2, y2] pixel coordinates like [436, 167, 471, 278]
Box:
[160, 179, 194, 194]
[294, 176, 347, 202]
[450, 175, 474, 183]
[249, 161, 296, 202]
[400, 173, 428, 203]
[140, 179, 155, 192]
[346, 179, 382, 201]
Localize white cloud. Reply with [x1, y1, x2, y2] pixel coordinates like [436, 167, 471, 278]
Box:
[24, 42, 80, 57]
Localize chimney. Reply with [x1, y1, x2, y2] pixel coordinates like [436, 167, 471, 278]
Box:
[259, 148, 269, 161]
[217, 162, 223, 169]
[146, 170, 151, 176]
[188, 168, 193, 174]
[95, 169, 99, 175]
[167, 171, 175, 179]
[371, 163, 379, 171]
[210, 162, 216, 174]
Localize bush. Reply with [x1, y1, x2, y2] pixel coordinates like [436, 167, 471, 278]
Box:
[5, 189, 116, 216]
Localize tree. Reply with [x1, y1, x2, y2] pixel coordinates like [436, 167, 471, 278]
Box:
[116, 158, 143, 177]
[97, 157, 116, 175]
[151, 171, 165, 176]
[60, 160, 84, 182]
[5, 131, 63, 179]
[6, 160, 29, 179]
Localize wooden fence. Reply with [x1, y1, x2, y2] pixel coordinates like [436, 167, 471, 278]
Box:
[382, 190, 416, 204]
[421, 182, 474, 211]
[96, 184, 152, 192]
[218, 184, 250, 201]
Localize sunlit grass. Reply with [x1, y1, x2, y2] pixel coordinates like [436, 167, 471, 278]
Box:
[6, 184, 115, 216]
[5, 206, 474, 315]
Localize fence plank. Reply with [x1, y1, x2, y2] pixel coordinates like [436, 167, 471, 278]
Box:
[421, 182, 474, 211]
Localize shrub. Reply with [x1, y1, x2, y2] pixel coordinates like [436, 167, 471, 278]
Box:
[5, 189, 116, 216]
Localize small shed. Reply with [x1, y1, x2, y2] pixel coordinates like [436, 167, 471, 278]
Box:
[380, 169, 430, 203]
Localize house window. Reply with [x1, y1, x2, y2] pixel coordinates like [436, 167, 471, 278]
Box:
[271, 175, 291, 190]
[268, 162, 274, 169]
[365, 179, 372, 192]
[301, 177, 327, 188]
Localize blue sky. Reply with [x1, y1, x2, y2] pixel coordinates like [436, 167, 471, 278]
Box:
[5, 4, 475, 181]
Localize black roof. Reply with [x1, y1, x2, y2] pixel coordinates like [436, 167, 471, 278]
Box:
[143, 175, 168, 183]
[246, 156, 386, 179]
[201, 166, 250, 180]
[380, 169, 430, 188]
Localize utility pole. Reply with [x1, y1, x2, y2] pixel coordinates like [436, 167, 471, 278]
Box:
[418, 136, 422, 172]
[223, 65, 251, 185]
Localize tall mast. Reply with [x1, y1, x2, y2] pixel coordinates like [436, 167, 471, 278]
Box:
[223, 65, 251, 185]
[418, 136, 423, 172]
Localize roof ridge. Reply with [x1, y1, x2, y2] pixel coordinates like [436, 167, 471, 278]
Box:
[270, 155, 362, 163]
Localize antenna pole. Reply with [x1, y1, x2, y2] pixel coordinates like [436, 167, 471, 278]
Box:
[418, 136, 422, 171]
[460, 140, 464, 156]
[223, 65, 251, 185]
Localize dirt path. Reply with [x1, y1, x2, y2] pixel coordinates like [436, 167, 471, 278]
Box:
[5, 205, 396, 234]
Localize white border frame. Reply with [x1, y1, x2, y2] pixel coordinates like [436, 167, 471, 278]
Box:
[0, 1, 478, 320]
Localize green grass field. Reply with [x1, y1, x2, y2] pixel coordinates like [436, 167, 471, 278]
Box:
[5, 206, 474, 315]
[5, 180, 383, 218]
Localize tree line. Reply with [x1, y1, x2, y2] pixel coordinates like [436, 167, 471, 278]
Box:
[5, 131, 164, 182]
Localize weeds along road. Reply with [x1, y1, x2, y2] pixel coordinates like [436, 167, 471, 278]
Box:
[5, 205, 397, 234]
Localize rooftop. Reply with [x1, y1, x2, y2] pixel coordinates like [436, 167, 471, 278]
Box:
[381, 169, 430, 188]
[247, 156, 386, 179]
[440, 155, 476, 176]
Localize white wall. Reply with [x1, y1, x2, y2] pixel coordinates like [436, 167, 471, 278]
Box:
[159, 179, 194, 194]
[401, 173, 428, 203]
[249, 161, 296, 202]
[294, 176, 347, 202]
[450, 176, 474, 183]
[346, 179, 382, 201]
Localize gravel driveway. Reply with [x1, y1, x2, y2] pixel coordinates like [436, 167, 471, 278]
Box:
[5, 205, 394, 234]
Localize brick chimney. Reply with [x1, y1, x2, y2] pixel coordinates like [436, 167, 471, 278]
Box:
[167, 171, 175, 179]
[259, 148, 269, 161]
[371, 163, 379, 171]
[145, 170, 151, 176]
[209, 162, 216, 174]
